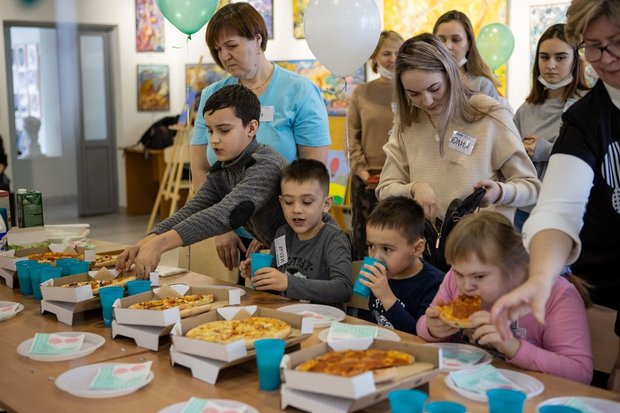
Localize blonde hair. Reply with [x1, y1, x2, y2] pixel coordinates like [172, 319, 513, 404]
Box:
[370, 30, 405, 73]
[566, 0, 620, 46]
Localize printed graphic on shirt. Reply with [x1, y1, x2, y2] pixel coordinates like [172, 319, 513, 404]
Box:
[602, 141, 620, 214]
[279, 256, 314, 273]
[370, 297, 404, 329]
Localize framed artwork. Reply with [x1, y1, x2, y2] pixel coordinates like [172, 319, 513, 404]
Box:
[292, 0, 310, 39]
[136, 0, 165, 52]
[327, 150, 349, 204]
[219, 0, 274, 39]
[275, 59, 365, 116]
[185, 63, 228, 92]
[26, 44, 38, 68]
[137, 64, 170, 111]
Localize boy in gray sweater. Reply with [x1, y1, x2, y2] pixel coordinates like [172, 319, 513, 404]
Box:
[241, 159, 353, 307]
[117, 84, 288, 276]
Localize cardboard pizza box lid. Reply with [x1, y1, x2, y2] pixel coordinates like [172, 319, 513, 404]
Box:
[40, 298, 101, 326]
[41, 273, 94, 303]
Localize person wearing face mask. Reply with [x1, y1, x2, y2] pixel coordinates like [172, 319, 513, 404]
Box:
[376, 34, 540, 228]
[512, 24, 590, 230]
[190, 3, 331, 274]
[491, 0, 620, 391]
[347, 30, 404, 259]
[433, 10, 505, 107]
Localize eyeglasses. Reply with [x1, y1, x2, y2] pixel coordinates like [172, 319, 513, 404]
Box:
[578, 39, 620, 62]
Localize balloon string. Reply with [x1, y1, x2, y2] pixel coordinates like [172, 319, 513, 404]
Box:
[325, 77, 348, 97]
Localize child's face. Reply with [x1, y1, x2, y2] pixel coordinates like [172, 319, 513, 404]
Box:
[279, 179, 331, 240]
[450, 253, 510, 307]
[205, 107, 257, 162]
[366, 225, 423, 279]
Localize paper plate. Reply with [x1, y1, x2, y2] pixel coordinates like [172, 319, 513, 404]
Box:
[17, 332, 106, 362]
[445, 368, 544, 401]
[277, 303, 346, 328]
[157, 399, 259, 413]
[427, 343, 493, 372]
[537, 396, 620, 412]
[0, 301, 24, 321]
[318, 326, 401, 342]
[55, 363, 154, 398]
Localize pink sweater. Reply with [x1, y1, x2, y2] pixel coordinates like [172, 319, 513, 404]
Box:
[417, 271, 593, 384]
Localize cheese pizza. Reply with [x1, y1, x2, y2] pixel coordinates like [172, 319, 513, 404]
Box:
[93, 254, 117, 268]
[61, 275, 136, 294]
[437, 295, 482, 328]
[128, 294, 215, 318]
[28, 252, 78, 264]
[295, 349, 414, 377]
[185, 317, 292, 348]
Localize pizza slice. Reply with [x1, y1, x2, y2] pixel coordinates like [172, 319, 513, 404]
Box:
[184, 316, 292, 348]
[60, 275, 136, 294]
[127, 294, 215, 318]
[295, 349, 414, 377]
[436, 295, 482, 328]
[92, 254, 117, 268]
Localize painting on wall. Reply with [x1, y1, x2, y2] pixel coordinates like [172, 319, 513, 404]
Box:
[327, 150, 349, 205]
[292, 0, 310, 39]
[185, 63, 228, 93]
[219, 0, 274, 39]
[136, 0, 165, 52]
[137, 64, 170, 111]
[274, 59, 365, 116]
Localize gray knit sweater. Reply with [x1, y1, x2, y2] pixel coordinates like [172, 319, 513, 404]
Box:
[151, 139, 288, 247]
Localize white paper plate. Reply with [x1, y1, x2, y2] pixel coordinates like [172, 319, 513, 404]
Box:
[55, 363, 154, 398]
[158, 399, 259, 413]
[277, 303, 346, 328]
[537, 396, 620, 412]
[0, 301, 24, 321]
[427, 343, 493, 372]
[17, 332, 106, 362]
[445, 368, 544, 401]
[318, 326, 401, 342]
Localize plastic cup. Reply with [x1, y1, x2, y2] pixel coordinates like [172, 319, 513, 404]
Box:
[30, 263, 52, 301]
[99, 286, 124, 327]
[425, 401, 467, 413]
[539, 406, 582, 413]
[388, 389, 428, 413]
[127, 279, 152, 295]
[251, 253, 273, 277]
[16, 259, 37, 296]
[55, 258, 79, 276]
[38, 267, 63, 286]
[254, 338, 286, 391]
[353, 256, 385, 297]
[67, 260, 91, 275]
[487, 389, 527, 413]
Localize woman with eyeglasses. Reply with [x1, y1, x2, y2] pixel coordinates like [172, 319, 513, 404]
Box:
[492, 0, 620, 391]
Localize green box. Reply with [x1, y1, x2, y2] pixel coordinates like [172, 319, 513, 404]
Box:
[17, 191, 44, 228]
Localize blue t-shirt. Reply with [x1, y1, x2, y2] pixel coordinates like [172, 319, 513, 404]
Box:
[192, 64, 331, 165]
[369, 260, 444, 335]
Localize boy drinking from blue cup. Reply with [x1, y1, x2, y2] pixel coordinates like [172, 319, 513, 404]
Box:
[240, 159, 353, 307]
[359, 197, 444, 334]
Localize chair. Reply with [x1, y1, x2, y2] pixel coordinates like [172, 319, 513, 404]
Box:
[346, 260, 369, 317]
[587, 304, 619, 374]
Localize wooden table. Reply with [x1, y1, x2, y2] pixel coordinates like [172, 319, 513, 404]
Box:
[1, 267, 619, 412]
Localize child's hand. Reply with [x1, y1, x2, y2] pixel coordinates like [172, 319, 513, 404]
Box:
[239, 257, 251, 279]
[252, 268, 288, 292]
[359, 261, 397, 310]
[469, 311, 521, 359]
[425, 306, 459, 339]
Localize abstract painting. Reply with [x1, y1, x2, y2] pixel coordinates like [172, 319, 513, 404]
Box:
[137, 64, 170, 111]
[292, 0, 310, 39]
[185, 63, 228, 92]
[218, 0, 274, 39]
[136, 0, 165, 52]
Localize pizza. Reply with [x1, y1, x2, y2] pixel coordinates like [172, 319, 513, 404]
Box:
[93, 254, 117, 268]
[437, 295, 482, 328]
[27, 252, 78, 264]
[128, 294, 215, 318]
[61, 276, 137, 294]
[295, 349, 414, 377]
[185, 317, 292, 348]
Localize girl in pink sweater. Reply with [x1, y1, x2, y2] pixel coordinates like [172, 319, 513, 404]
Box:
[416, 211, 593, 384]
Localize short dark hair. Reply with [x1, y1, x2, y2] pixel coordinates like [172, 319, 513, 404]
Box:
[367, 197, 425, 244]
[203, 84, 260, 127]
[205, 2, 268, 69]
[281, 159, 330, 196]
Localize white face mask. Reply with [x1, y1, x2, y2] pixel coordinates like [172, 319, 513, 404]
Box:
[538, 74, 574, 90]
[457, 57, 467, 67]
[377, 64, 394, 80]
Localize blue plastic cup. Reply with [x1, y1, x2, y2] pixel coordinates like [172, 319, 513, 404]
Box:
[254, 338, 286, 391]
[539, 406, 582, 413]
[251, 253, 273, 277]
[126, 279, 152, 295]
[388, 389, 428, 413]
[38, 267, 63, 286]
[16, 259, 37, 296]
[353, 256, 385, 297]
[67, 260, 91, 275]
[425, 401, 467, 413]
[55, 258, 79, 276]
[487, 389, 526, 413]
[30, 263, 52, 301]
[99, 286, 124, 327]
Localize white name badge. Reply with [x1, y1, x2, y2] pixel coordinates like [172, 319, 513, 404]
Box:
[274, 235, 288, 267]
[448, 130, 476, 156]
[260, 106, 274, 122]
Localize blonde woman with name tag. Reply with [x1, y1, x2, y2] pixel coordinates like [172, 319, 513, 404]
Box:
[376, 34, 540, 227]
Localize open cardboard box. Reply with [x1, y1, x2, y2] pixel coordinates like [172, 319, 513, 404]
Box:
[40, 296, 102, 325]
[281, 339, 439, 404]
[40, 269, 124, 303]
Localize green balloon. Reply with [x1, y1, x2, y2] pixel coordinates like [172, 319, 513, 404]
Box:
[156, 0, 219, 37]
[476, 23, 515, 70]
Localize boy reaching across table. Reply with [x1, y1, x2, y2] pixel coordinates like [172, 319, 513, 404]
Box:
[117, 84, 288, 277]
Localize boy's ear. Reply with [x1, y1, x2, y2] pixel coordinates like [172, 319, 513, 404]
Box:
[412, 237, 426, 257]
[323, 195, 333, 213]
[247, 119, 259, 138]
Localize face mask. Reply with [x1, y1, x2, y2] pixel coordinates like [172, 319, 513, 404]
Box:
[457, 57, 467, 67]
[538, 74, 573, 90]
[377, 64, 394, 80]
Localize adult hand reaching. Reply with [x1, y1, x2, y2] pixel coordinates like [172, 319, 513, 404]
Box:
[214, 231, 247, 270]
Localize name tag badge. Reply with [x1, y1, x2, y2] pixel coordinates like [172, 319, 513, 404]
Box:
[260, 106, 274, 122]
[448, 130, 476, 156]
[274, 235, 288, 267]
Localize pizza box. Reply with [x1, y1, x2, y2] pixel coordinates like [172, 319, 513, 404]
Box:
[171, 305, 313, 363]
[0, 245, 83, 271]
[0, 267, 18, 288]
[40, 298, 101, 325]
[40, 273, 95, 303]
[281, 339, 439, 400]
[113, 284, 241, 327]
[111, 321, 174, 351]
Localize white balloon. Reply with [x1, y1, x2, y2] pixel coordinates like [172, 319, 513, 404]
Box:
[304, 0, 382, 78]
